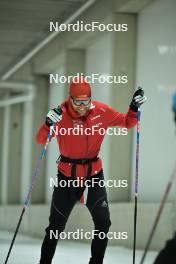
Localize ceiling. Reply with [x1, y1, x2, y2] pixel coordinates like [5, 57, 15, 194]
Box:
[0, 0, 88, 78]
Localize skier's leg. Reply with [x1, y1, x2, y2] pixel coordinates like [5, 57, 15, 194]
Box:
[39, 171, 78, 264]
[86, 170, 111, 264]
[154, 233, 176, 264]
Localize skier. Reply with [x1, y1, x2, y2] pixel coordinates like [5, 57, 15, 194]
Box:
[36, 78, 146, 264]
[154, 233, 176, 263]
[153, 92, 176, 264]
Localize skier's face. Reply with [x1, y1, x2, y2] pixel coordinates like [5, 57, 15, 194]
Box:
[71, 97, 91, 116]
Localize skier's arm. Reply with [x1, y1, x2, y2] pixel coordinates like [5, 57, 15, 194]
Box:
[36, 106, 62, 144]
[106, 107, 138, 129]
[36, 123, 52, 144]
[106, 88, 147, 129]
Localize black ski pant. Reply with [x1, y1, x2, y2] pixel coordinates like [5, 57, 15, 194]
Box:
[40, 169, 111, 264]
[154, 233, 176, 264]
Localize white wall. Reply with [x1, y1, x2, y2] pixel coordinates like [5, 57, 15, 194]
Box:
[85, 33, 113, 184]
[134, 0, 176, 201]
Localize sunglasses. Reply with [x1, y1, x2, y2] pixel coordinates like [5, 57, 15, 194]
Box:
[71, 97, 91, 106]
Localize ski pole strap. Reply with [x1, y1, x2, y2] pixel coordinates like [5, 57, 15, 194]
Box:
[58, 155, 99, 178]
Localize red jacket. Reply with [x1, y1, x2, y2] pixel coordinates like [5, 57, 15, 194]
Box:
[36, 99, 138, 178]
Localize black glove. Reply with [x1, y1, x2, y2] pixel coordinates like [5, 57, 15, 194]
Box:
[130, 87, 147, 112]
[45, 106, 62, 127]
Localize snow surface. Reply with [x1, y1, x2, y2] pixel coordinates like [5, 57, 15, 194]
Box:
[0, 231, 158, 264]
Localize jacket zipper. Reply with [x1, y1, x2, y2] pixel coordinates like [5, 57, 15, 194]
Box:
[84, 119, 89, 178]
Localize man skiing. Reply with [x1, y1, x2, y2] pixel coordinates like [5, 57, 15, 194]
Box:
[36, 78, 146, 264]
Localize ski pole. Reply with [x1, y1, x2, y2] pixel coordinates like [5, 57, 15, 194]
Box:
[4, 130, 53, 264]
[133, 86, 144, 264]
[140, 161, 176, 264]
[133, 108, 141, 264]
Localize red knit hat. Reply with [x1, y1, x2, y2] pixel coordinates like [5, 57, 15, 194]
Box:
[69, 77, 91, 98]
